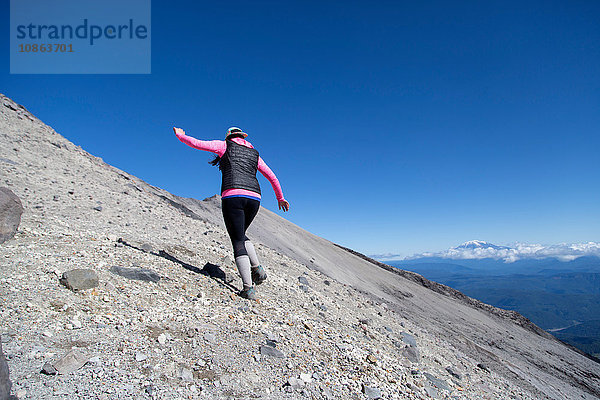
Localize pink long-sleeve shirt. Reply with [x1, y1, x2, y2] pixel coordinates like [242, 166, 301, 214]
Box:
[176, 132, 285, 202]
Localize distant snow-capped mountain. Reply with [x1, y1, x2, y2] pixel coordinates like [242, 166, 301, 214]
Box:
[373, 240, 600, 263]
[454, 240, 510, 251]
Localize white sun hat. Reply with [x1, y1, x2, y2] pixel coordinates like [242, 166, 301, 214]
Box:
[226, 126, 248, 138]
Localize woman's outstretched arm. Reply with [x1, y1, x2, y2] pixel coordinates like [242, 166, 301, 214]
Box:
[258, 157, 290, 211]
[173, 127, 225, 155]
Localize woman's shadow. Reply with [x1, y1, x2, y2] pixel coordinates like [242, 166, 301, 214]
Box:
[116, 238, 238, 294]
[158, 249, 239, 289]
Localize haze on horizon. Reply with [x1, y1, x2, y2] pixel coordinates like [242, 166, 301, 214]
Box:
[372, 239, 600, 262]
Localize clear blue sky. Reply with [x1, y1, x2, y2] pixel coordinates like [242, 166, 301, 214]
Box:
[2, 1, 599, 256]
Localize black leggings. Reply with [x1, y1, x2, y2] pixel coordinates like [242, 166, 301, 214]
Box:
[221, 196, 260, 258]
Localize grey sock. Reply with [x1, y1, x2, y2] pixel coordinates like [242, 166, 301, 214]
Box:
[244, 240, 260, 268]
[235, 255, 253, 288]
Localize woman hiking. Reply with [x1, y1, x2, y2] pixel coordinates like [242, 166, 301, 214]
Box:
[173, 126, 290, 300]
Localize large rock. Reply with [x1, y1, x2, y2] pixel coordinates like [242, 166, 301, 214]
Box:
[51, 349, 89, 375]
[259, 345, 285, 358]
[59, 269, 99, 292]
[362, 383, 382, 399]
[109, 266, 160, 283]
[0, 188, 23, 244]
[399, 332, 420, 363]
[402, 344, 420, 363]
[424, 372, 450, 391]
[400, 332, 417, 348]
[0, 342, 12, 399]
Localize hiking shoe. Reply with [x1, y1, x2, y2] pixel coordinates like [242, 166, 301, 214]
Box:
[239, 286, 257, 300]
[251, 265, 267, 285]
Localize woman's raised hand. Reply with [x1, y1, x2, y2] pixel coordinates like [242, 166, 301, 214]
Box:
[173, 127, 185, 136]
[278, 200, 290, 212]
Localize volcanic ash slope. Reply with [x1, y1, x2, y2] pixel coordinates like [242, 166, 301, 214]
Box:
[0, 93, 599, 400]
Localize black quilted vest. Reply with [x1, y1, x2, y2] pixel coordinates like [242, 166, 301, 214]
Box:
[219, 139, 261, 194]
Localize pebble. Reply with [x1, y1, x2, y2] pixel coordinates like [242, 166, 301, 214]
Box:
[157, 333, 167, 345]
[403, 345, 420, 363]
[424, 372, 450, 391]
[362, 383, 382, 399]
[477, 363, 490, 372]
[298, 276, 309, 286]
[287, 376, 305, 389]
[41, 362, 57, 375]
[424, 384, 438, 398]
[179, 367, 194, 382]
[203, 332, 217, 344]
[259, 345, 285, 358]
[71, 317, 82, 329]
[88, 356, 101, 365]
[401, 332, 417, 348]
[51, 349, 89, 375]
[446, 366, 462, 380]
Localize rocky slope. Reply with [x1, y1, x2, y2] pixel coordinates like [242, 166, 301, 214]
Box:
[0, 92, 599, 400]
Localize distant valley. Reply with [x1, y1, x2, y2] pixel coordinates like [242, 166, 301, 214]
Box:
[376, 241, 600, 358]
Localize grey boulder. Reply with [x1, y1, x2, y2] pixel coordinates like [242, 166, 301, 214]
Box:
[259, 345, 285, 358]
[0, 187, 23, 244]
[402, 345, 420, 363]
[424, 372, 450, 391]
[0, 342, 12, 400]
[109, 266, 160, 283]
[51, 349, 89, 375]
[362, 383, 382, 399]
[400, 332, 417, 348]
[59, 269, 99, 292]
[41, 362, 57, 375]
